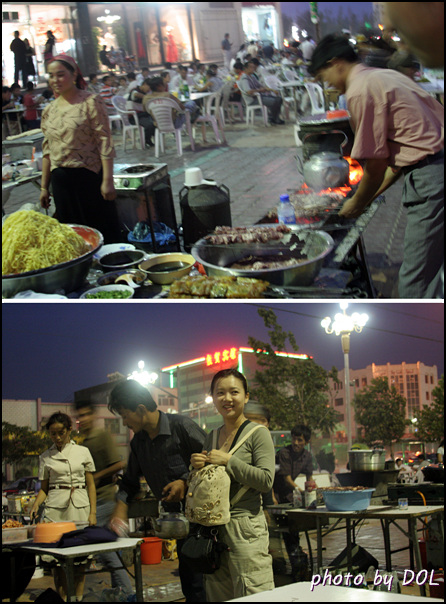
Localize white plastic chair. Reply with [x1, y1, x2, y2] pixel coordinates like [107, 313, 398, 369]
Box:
[193, 92, 223, 144]
[283, 68, 300, 82]
[146, 97, 185, 158]
[111, 96, 145, 150]
[220, 81, 244, 125]
[244, 92, 269, 127]
[263, 75, 295, 120]
[108, 113, 123, 131]
[304, 83, 326, 115]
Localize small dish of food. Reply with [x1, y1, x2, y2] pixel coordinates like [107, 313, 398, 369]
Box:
[80, 284, 134, 300]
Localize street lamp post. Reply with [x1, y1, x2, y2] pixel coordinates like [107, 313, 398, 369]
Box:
[321, 303, 368, 451]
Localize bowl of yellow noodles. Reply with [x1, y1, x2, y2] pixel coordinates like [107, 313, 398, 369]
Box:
[2, 210, 104, 298]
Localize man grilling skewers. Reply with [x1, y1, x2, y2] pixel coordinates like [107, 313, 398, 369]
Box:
[309, 35, 444, 299]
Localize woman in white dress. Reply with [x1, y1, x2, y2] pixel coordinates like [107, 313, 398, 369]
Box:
[30, 412, 96, 602]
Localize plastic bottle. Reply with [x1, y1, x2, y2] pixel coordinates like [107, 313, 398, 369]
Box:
[183, 82, 190, 100]
[304, 480, 317, 509]
[277, 194, 296, 225]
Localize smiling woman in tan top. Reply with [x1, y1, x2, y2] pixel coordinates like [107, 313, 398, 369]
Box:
[40, 54, 121, 243]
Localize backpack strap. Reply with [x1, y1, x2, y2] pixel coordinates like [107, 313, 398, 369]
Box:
[227, 424, 268, 507]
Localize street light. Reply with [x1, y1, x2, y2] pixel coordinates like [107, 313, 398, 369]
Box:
[129, 360, 158, 387]
[321, 302, 369, 450]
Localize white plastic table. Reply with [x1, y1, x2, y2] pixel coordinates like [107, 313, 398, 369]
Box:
[19, 537, 144, 602]
[227, 581, 444, 602]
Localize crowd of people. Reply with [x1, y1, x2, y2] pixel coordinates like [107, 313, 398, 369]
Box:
[23, 366, 441, 602]
[26, 368, 326, 602]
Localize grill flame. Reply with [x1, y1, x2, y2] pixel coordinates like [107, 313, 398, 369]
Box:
[299, 157, 364, 197]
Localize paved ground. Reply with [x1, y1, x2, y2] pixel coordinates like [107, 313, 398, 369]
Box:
[10, 515, 433, 602]
[3, 114, 408, 298]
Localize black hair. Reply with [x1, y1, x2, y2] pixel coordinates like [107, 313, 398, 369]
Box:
[142, 78, 152, 88]
[127, 72, 136, 80]
[102, 74, 111, 84]
[2, 86, 11, 94]
[26, 82, 34, 91]
[291, 424, 311, 442]
[89, 74, 97, 81]
[309, 34, 358, 76]
[210, 368, 249, 396]
[233, 61, 244, 71]
[73, 399, 95, 412]
[10, 83, 21, 91]
[109, 379, 157, 414]
[148, 76, 163, 90]
[45, 412, 72, 431]
[244, 402, 271, 424]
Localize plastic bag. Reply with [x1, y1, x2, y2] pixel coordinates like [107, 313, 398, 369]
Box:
[128, 221, 176, 247]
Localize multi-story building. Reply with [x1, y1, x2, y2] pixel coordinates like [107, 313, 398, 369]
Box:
[161, 345, 311, 430]
[328, 362, 439, 440]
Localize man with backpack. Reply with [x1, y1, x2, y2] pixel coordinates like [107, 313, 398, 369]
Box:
[108, 380, 207, 602]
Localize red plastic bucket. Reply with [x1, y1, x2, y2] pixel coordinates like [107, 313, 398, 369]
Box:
[140, 537, 163, 565]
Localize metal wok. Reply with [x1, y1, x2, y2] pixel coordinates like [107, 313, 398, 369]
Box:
[191, 226, 334, 287]
[2, 225, 103, 297]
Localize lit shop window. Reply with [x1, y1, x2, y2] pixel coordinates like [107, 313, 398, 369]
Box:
[159, 4, 192, 64]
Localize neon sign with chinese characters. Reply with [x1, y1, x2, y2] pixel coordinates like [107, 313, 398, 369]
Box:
[206, 347, 239, 367]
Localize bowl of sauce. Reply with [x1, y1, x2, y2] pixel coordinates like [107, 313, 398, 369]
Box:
[138, 253, 196, 284]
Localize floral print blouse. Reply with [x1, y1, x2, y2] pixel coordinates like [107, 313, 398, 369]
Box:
[41, 91, 116, 174]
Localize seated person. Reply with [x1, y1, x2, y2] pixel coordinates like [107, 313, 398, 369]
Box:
[238, 60, 284, 124]
[115, 75, 128, 97]
[136, 67, 151, 85]
[195, 66, 224, 94]
[128, 78, 155, 147]
[23, 81, 44, 130]
[170, 65, 195, 94]
[99, 75, 117, 114]
[87, 74, 102, 94]
[193, 63, 207, 88]
[124, 72, 139, 98]
[144, 76, 199, 132]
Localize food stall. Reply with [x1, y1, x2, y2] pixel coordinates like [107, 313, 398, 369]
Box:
[2, 140, 383, 299]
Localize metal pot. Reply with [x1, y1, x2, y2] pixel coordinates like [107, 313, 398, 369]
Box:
[2, 225, 103, 298]
[191, 226, 334, 287]
[348, 449, 386, 472]
[301, 131, 349, 192]
[152, 501, 189, 540]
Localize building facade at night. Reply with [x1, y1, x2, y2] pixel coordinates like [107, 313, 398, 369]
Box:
[328, 361, 439, 441]
[161, 345, 311, 430]
[2, 2, 283, 86]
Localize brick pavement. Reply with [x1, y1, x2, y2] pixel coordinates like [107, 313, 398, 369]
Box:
[2, 119, 408, 298]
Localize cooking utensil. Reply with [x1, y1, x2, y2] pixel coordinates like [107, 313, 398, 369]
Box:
[192, 226, 334, 287]
[300, 131, 350, 192]
[97, 269, 146, 288]
[348, 449, 386, 472]
[152, 501, 189, 540]
[139, 253, 195, 285]
[2, 225, 103, 298]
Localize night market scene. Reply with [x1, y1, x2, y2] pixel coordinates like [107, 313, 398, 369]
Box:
[2, 2, 444, 300]
[1, 301, 444, 602]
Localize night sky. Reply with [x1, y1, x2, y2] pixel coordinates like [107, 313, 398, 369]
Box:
[2, 302, 443, 403]
[281, 2, 374, 21]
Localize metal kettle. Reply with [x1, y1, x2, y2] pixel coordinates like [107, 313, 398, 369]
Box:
[152, 501, 190, 540]
[302, 131, 350, 192]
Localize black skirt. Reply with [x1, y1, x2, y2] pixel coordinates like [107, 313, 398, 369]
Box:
[51, 167, 122, 244]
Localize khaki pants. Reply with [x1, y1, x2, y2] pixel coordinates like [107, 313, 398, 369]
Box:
[205, 511, 274, 601]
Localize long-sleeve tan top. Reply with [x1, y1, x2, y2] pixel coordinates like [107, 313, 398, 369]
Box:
[41, 91, 116, 174]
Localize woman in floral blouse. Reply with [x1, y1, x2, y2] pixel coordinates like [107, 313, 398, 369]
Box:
[40, 54, 121, 243]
